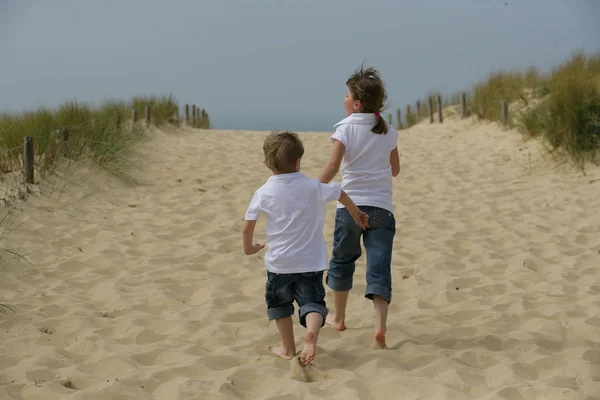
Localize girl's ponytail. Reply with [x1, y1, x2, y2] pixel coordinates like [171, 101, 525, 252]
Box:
[372, 112, 389, 135]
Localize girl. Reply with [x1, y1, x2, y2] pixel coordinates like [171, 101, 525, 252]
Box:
[318, 63, 400, 349]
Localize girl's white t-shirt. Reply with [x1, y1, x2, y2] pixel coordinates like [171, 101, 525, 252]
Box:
[331, 113, 399, 214]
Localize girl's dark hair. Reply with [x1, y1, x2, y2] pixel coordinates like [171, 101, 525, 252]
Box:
[346, 62, 389, 134]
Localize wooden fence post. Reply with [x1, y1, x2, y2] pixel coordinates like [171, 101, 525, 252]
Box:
[416, 101, 421, 118]
[132, 109, 137, 125]
[145, 105, 151, 124]
[185, 104, 189, 123]
[60, 127, 69, 157]
[429, 97, 434, 123]
[396, 108, 401, 129]
[192, 105, 197, 125]
[115, 111, 121, 129]
[24, 136, 34, 184]
[437, 95, 443, 123]
[502, 101, 509, 126]
[461, 93, 467, 118]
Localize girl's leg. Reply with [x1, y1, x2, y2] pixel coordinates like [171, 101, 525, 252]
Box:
[326, 290, 350, 331]
[372, 296, 389, 349]
[325, 207, 364, 330]
[363, 207, 395, 349]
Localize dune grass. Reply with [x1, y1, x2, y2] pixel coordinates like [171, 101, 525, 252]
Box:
[517, 53, 600, 166]
[0, 101, 143, 180]
[0, 95, 211, 179]
[401, 51, 600, 167]
[0, 94, 211, 310]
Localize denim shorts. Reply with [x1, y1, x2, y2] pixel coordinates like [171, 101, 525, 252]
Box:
[326, 205, 396, 303]
[265, 270, 327, 328]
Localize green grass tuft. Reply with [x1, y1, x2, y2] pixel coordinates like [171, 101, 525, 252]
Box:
[406, 51, 600, 167]
[518, 52, 600, 166]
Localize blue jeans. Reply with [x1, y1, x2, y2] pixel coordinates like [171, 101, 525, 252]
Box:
[326, 206, 396, 303]
[265, 270, 327, 328]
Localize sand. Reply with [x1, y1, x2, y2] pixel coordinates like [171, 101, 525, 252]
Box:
[1, 114, 600, 400]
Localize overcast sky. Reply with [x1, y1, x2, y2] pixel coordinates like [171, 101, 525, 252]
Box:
[1, 0, 599, 131]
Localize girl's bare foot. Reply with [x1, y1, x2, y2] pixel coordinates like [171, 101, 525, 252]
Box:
[299, 332, 317, 366]
[269, 345, 295, 360]
[374, 330, 387, 349]
[325, 313, 346, 331]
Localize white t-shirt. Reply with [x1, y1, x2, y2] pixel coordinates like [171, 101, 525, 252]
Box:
[245, 172, 342, 274]
[331, 113, 399, 214]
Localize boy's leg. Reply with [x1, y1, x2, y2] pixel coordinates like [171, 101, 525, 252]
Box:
[273, 317, 295, 359]
[294, 271, 327, 366]
[265, 272, 296, 359]
[325, 207, 364, 330]
[362, 208, 395, 349]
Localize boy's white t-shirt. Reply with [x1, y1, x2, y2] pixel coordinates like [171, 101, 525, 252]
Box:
[245, 172, 341, 274]
[331, 113, 399, 214]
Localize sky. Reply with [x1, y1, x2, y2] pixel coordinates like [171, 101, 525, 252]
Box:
[1, 0, 599, 132]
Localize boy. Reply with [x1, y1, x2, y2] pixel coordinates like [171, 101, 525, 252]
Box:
[243, 131, 368, 366]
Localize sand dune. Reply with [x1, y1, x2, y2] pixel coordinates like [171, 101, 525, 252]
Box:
[1, 114, 600, 399]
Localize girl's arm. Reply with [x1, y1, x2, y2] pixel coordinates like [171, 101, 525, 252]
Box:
[390, 147, 400, 177]
[318, 139, 345, 183]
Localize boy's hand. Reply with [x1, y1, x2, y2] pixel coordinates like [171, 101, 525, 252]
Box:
[245, 243, 265, 255]
[352, 211, 369, 230]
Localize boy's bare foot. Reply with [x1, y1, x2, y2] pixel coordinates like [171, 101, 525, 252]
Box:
[269, 345, 295, 360]
[299, 332, 317, 366]
[374, 330, 388, 349]
[325, 313, 346, 331]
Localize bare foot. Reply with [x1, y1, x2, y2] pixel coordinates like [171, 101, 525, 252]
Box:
[269, 345, 295, 360]
[374, 330, 388, 349]
[299, 332, 317, 366]
[325, 313, 346, 331]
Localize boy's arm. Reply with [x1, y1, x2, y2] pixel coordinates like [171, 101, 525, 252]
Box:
[318, 139, 345, 183]
[242, 220, 265, 255]
[390, 147, 400, 177]
[338, 190, 369, 230]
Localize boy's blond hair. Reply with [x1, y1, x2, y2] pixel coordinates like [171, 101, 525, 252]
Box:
[263, 131, 304, 173]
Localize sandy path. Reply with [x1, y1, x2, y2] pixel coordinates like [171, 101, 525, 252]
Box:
[1, 116, 599, 399]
